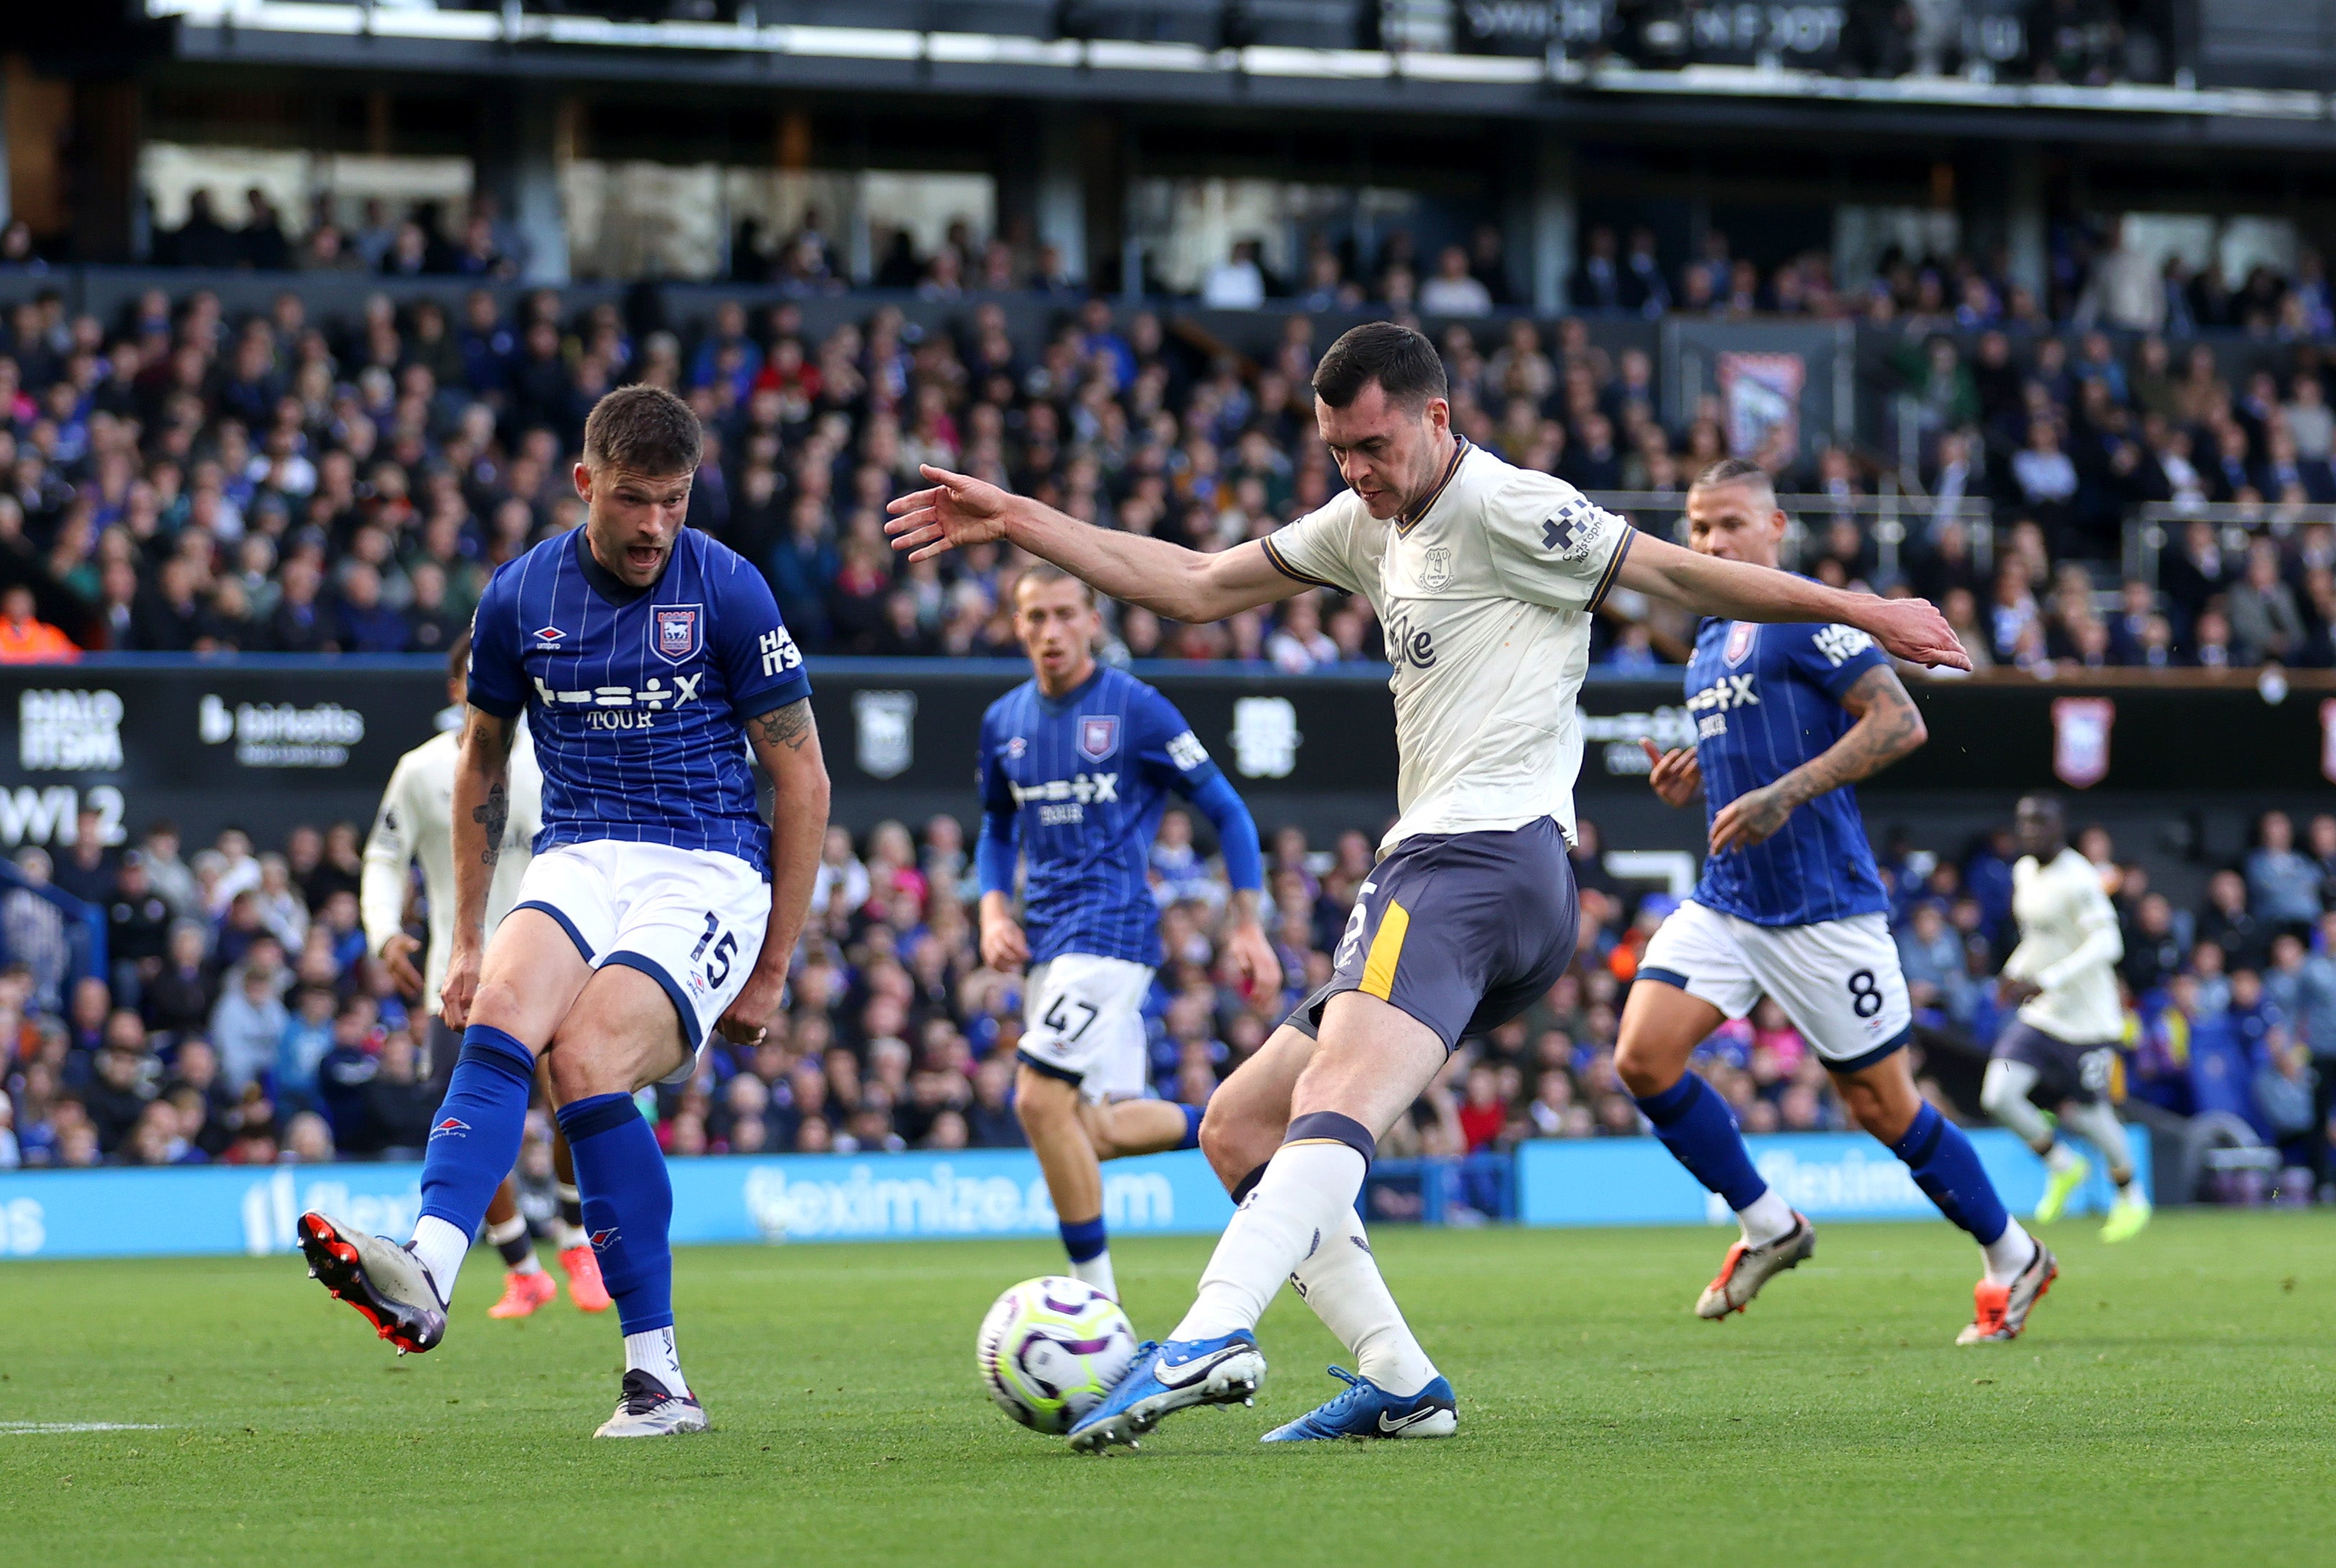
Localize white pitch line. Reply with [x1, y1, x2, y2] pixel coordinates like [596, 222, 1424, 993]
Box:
[0, 1423, 168, 1435]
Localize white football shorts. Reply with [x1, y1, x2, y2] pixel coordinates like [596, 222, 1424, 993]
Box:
[1018, 952, 1156, 1103]
[1638, 898, 1912, 1070]
[503, 839, 769, 1085]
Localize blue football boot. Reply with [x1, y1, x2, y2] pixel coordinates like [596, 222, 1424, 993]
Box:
[1260, 1366, 1457, 1442]
[1067, 1331, 1267, 1454]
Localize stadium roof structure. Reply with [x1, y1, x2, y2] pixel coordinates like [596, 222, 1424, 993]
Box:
[146, 0, 2336, 150]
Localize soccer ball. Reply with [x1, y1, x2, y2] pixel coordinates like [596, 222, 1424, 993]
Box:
[975, 1276, 1139, 1433]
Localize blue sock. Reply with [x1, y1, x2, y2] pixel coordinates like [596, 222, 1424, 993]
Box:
[1634, 1072, 1769, 1213]
[416, 1025, 535, 1234]
[556, 1093, 675, 1336]
[1889, 1102, 2010, 1246]
[1059, 1214, 1108, 1265]
[1176, 1103, 1204, 1152]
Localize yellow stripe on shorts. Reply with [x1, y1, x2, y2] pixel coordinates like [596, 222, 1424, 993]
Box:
[1360, 899, 1411, 1000]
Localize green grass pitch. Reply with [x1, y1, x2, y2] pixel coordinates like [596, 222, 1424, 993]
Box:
[1, 1209, 2327, 1566]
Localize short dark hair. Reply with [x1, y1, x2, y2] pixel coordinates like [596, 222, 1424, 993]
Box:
[1015, 562, 1094, 607]
[1312, 322, 1447, 411]
[581, 384, 703, 476]
[1689, 457, 1773, 496]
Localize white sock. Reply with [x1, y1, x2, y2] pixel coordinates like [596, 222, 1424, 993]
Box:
[1290, 1207, 1439, 1397]
[486, 1215, 545, 1275]
[1981, 1216, 2036, 1287]
[1070, 1250, 1118, 1302]
[624, 1327, 688, 1397]
[1175, 1141, 1366, 1344]
[1735, 1189, 1798, 1248]
[2043, 1141, 2080, 1174]
[409, 1216, 471, 1303]
[553, 1221, 588, 1252]
[2059, 1100, 2140, 1194]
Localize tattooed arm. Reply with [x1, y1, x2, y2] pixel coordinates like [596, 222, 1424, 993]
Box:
[717, 698, 831, 1046]
[440, 706, 517, 1026]
[1707, 666, 1927, 855]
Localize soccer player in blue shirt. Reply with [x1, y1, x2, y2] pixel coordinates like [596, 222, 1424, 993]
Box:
[297, 386, 831, 1436]
[1620, 459, 2056, 1346]
[979, 566, 1279, 1301]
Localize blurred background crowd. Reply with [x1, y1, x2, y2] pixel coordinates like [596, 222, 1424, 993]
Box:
[4, 798, 2330, 1213]
[0, 265, 2335, 678]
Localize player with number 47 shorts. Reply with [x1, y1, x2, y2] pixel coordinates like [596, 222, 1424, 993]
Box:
[1618, 460, 2055, 1346]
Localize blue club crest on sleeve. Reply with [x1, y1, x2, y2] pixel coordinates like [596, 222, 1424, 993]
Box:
[652, 605, 703, 665]
[1077, 714, 1120, 762]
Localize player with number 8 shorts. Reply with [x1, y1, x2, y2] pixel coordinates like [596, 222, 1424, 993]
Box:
[1620, 459, 2056, 1345]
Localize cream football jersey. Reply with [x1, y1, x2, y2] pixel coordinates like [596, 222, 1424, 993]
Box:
[2004, 846, 2127, 1045]
[1260, 436, 1633, 851]
[361, 716, 545, 1003]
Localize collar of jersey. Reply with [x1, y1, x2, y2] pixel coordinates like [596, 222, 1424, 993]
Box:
[1033, 665, 1106, 714]
[573, 524, 667, 607]
[1395, 435, 1469, 535]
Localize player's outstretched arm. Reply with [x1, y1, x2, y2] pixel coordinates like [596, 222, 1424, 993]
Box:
[887, 464, 1297, 624]
[1614, 531, 1971, 671]
[442, 706, 516, 1027]
[1707, 665, 1925, 854]
[722, 698, 831, 1047]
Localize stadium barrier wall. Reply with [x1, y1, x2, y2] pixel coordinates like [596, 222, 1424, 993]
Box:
[4, 660, 2330, 856]
[1515, 1129, 2148, 1227]
[0, 1131, 2146, 1260]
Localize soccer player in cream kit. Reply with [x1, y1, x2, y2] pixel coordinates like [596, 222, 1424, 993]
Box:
[1981, 793, 2150, 1240]
[303, 386, 829, 1437]
[890, 322, 1972, 1450]
[1623, 460, 2056, 1346]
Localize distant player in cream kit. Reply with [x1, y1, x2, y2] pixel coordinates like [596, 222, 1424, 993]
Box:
[888, 321, 1974, 1451]
[1981, 793, 2151, 1241]
[362, 634, 613, 1320]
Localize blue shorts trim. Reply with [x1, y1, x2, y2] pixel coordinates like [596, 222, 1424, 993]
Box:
[510, 900, 593, 963]
[603, 949, 701, 1052]
[1825, 1022, 1914, 1076]
[1015, 1049, 1085, 1087]
[1635, 966, 1692, 991]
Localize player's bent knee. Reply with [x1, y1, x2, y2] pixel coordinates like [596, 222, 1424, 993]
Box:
[1198, 1096, 1277, 1188]
[464, 978, 531, 1038]
[1013, 1065, 1079, 1130]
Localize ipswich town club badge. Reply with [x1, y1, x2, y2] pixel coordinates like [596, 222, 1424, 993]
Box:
[652, 605, 703, 665]
[1724, 621, 1758, 667]
[1078, 714, 1120, 762]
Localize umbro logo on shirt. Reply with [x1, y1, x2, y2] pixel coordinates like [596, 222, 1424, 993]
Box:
[532, 626, 567, 647]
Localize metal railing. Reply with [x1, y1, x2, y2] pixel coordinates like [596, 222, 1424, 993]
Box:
[2128, 501, 2336, 585]
[1588, 491, 1995, 585]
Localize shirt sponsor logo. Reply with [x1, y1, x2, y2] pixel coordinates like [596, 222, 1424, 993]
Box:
[1009, 772, 1120, 808]
[854, 690, 916, 779]
[1687, 674, 1760, 714]
[1383, 611, 1436, 670]
[1077, 714, 1121, 763]
[1541, 501, 1605, 561]
[1812, 624, 1874, 667]
[532, 673, 701, 726]
[759, 626, 804, 678]
[1164, 730, 1210, 771]
[652, 605, 702, 665]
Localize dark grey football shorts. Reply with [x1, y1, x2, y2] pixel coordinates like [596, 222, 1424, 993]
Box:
[1994, 1019, 2118, 1107]
[1279, 816, 1580, 1052]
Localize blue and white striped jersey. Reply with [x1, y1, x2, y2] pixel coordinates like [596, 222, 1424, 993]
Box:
[467, 527, 811, 875]
[978, 667, 1222, 966]
[1686, 608, 1890, 927]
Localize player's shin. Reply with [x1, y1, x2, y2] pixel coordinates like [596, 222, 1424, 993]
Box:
[1277, 1171, 1440, 1398]
[2059, 1098, 2140, 1190]
[1173, 1114, 1372, 1344]
[1635, 1072, 1796, 1246]
[1890, 1100, 2034, 1283]
[557, 1093, 685, 1392]
[411, 1026, 537, 1298]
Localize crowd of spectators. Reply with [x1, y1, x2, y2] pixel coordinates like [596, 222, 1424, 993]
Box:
[4, 800, 2330, 1211]
[5, 262, 2336, 678]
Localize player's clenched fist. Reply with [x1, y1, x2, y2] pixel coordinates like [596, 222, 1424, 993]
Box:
[437, 942, 480, 1030]
[980, 912, 1029, 974]
[886, 464, 1015, 562]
